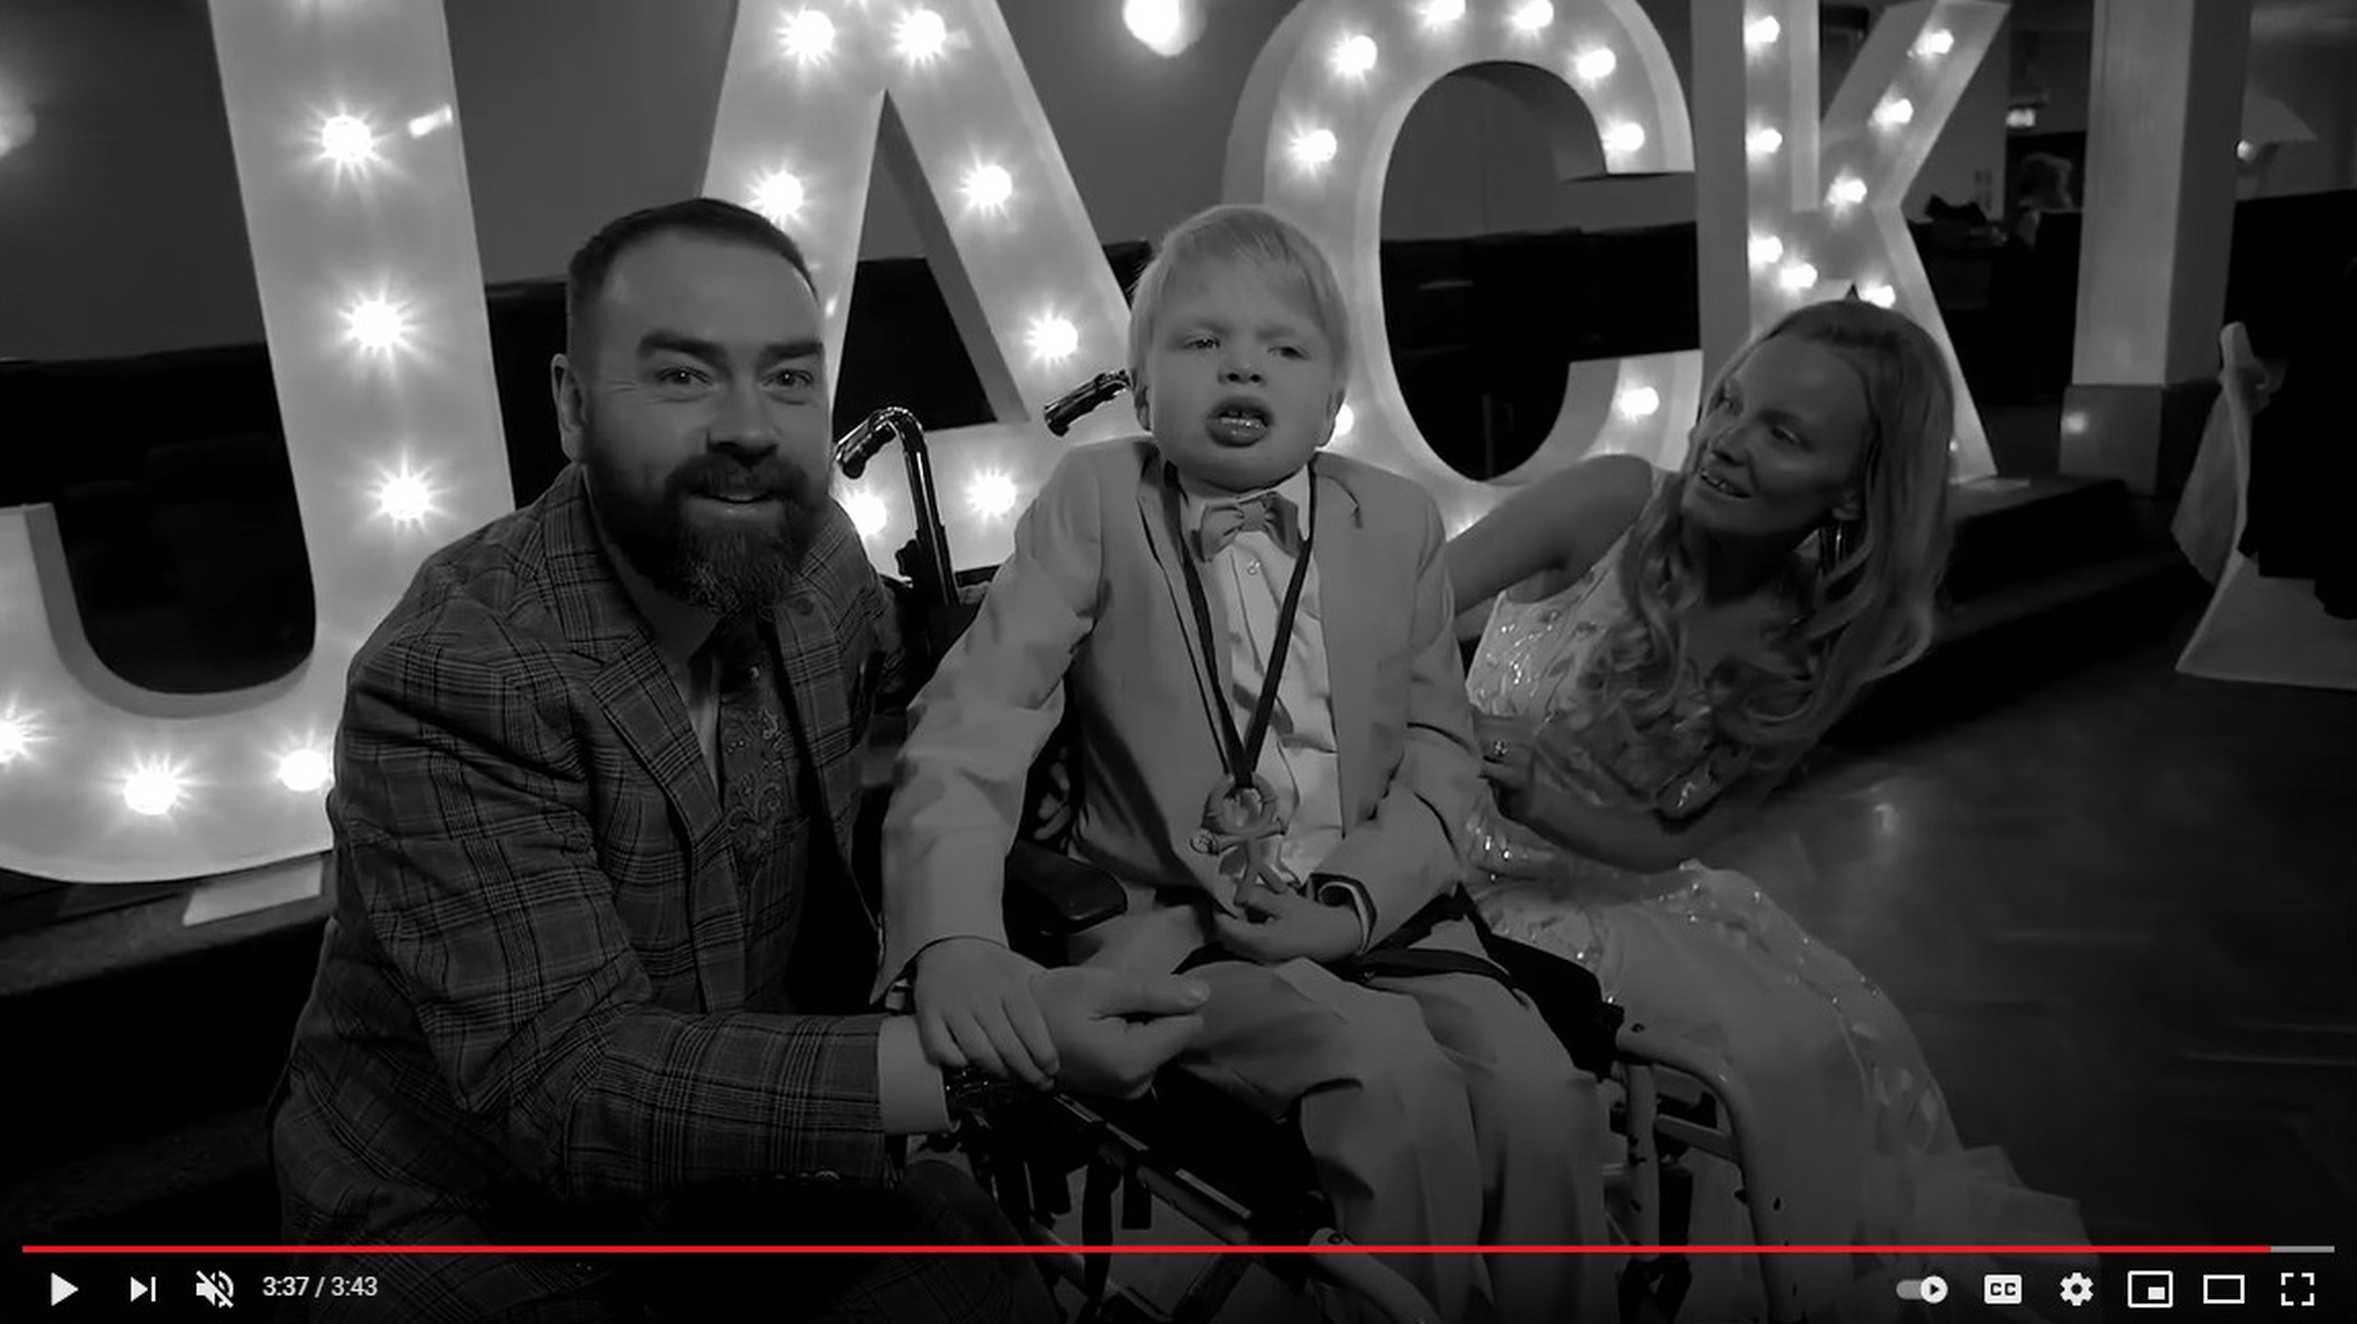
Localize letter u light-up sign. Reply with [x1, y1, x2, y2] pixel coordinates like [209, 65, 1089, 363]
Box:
[0, 0, 2002, 886]
[0, 0, 512, 883]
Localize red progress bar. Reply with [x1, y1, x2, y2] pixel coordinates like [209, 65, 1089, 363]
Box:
[18, 1234, 2281, 1243]
[20, 1244, 2283, 1256]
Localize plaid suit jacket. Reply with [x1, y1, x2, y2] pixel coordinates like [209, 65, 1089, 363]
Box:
[270, 464, 906, 1313]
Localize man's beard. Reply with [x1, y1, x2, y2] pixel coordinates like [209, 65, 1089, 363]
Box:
[581, 434, 832, 619]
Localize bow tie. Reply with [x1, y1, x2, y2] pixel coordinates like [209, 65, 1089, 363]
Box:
[1195, 492, 1300, 559]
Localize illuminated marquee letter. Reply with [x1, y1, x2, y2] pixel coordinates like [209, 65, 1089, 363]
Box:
[704, 1, 1134, 571]
[0, 0, 512, 883]
[1693, 0, 2004, 478]
[1224, 0, 1703, 532]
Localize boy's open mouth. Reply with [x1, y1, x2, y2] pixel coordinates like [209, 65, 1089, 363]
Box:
[1205, 397, 1273, 446]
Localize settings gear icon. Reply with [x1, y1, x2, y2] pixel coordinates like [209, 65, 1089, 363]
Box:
[2059, 1272, 2095, 1307]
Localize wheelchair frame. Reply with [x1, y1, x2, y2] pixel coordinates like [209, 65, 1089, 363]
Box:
[842, 399, 1796, 1323]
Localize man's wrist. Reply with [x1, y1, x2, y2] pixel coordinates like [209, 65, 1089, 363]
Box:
[877, 1016, 950, 1135]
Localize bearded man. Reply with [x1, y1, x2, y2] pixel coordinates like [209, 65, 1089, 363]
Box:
[267, 199, 1208, 1323]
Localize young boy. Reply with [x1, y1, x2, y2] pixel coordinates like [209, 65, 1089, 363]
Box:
[874, 205, 1606, 1321]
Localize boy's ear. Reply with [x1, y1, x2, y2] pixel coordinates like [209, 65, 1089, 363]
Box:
[550, 353, 587, 463]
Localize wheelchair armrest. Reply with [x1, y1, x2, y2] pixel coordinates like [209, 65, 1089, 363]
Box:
[1004, 840, 1127, 939]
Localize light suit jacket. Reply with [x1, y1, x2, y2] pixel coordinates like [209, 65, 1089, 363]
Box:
[875, 437, 1480, 992]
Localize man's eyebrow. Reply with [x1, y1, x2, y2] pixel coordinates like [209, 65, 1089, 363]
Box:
[758, 337, 825, 366]
[633, 332, 825, 367]
[634, 330, 724, 361]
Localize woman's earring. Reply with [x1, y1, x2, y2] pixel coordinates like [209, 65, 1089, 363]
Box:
[1817, 517, 1860, 579]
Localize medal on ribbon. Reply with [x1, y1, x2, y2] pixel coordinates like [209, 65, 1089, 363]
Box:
[1164, 461, 1319, 912]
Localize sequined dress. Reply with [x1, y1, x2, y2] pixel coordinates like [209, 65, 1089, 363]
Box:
[1465, 528, 2089, 1322]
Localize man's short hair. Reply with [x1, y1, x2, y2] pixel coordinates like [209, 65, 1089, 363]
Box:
[1125, 204, 1353, 390]
[564, 197, 816, 362]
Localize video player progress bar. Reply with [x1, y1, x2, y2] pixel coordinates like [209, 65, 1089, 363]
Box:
[13, 1234, 2338, 1243]
[19, 1244, 2345, 1256]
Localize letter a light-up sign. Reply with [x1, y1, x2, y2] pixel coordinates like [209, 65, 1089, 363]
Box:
[1225, 0, 1704, 533]
[704, 0, 1136, 573]
[1693, 0, 2003, 479]
[0, 0, 511, 882]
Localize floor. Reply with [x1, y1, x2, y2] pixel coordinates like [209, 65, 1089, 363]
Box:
[1719, 588, 2356, 1251]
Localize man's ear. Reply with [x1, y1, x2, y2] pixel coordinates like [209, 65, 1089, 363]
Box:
[1131, 383, 1150, 431]
[550, 353, 586, 463]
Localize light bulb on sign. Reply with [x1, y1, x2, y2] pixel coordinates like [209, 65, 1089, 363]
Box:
[1859, 281, 1897, 308]
[276, 748, 333, 794]
[966, 470, 1021, 520]
[318, 113, 379, 170]
[1748, 233, 1784, 267]
[407, 105, 455, 139]
[342, 292, 415, 356]
[1571, 47, 1617, 83]
[1122, 0, 1201, 57]
[1025, 313, 1079, 365]
[962, 162, 1014, 215]
[1777, 261, 1819, 293]
[844, 489, 890, 540]
[1419, 0, 1466, 29]
[1872, 97, 1915, 129]
[373, 459, 439, 526]
[1615, 386, 1660, 420]
[1331, 34, 1378, 79]
[750, 168, 807, 226]
[1289, 126, 1339, 170]
[1913, 28, 1954, 59]
[1600, 122, 1645, 156]
[1746, 126, 1783, 159]
[778, 9, 837, 65]
[0, 706, 38, 766]
[1744, 16, 1781, 52]
[1510, 2, 1553, 34]
[1826, 175, 1867, 208]
[122, 760, 187, 817]
[895, 9, 950, 66]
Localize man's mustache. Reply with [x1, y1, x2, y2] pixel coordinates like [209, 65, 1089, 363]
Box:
[665, 454, 824, 506]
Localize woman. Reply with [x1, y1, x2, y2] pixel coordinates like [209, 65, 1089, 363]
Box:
[1447, 299, 2084, 1319]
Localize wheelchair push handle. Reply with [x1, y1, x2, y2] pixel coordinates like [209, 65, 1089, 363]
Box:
[1044, 369, 1130, 436]
[833, 405, 960, 608]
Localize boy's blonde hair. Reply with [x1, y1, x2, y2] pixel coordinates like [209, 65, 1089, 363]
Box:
[1125, 204, 1354, 409]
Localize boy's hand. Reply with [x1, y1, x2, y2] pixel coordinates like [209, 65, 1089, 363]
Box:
[910, 937, 1058, 1087]
[1211, 886, 1362, 965]
[1030, 966, 1211, 1099]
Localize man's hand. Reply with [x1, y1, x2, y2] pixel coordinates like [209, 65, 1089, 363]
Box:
[910, 937, 1058, 1088]
[1031, 966, 1211, 1099]
[1210, 886, 1362, 965]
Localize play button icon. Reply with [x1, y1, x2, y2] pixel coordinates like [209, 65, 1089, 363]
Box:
[50, 1273, 78, 1305]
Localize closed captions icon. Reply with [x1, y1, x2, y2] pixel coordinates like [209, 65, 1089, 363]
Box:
[1985, 1273, 2024, 1305]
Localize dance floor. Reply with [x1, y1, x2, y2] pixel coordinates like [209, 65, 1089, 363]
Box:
[1723, 580, 2357, 1249]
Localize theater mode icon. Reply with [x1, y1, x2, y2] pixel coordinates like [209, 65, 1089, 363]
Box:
[2203, 1273, 2247, 1305]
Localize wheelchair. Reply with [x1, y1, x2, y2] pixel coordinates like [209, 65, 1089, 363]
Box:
[840, 403, 1802, 1324]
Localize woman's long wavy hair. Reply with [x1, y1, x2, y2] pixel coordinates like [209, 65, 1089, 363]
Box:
[1584, 298, 1957, 785]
